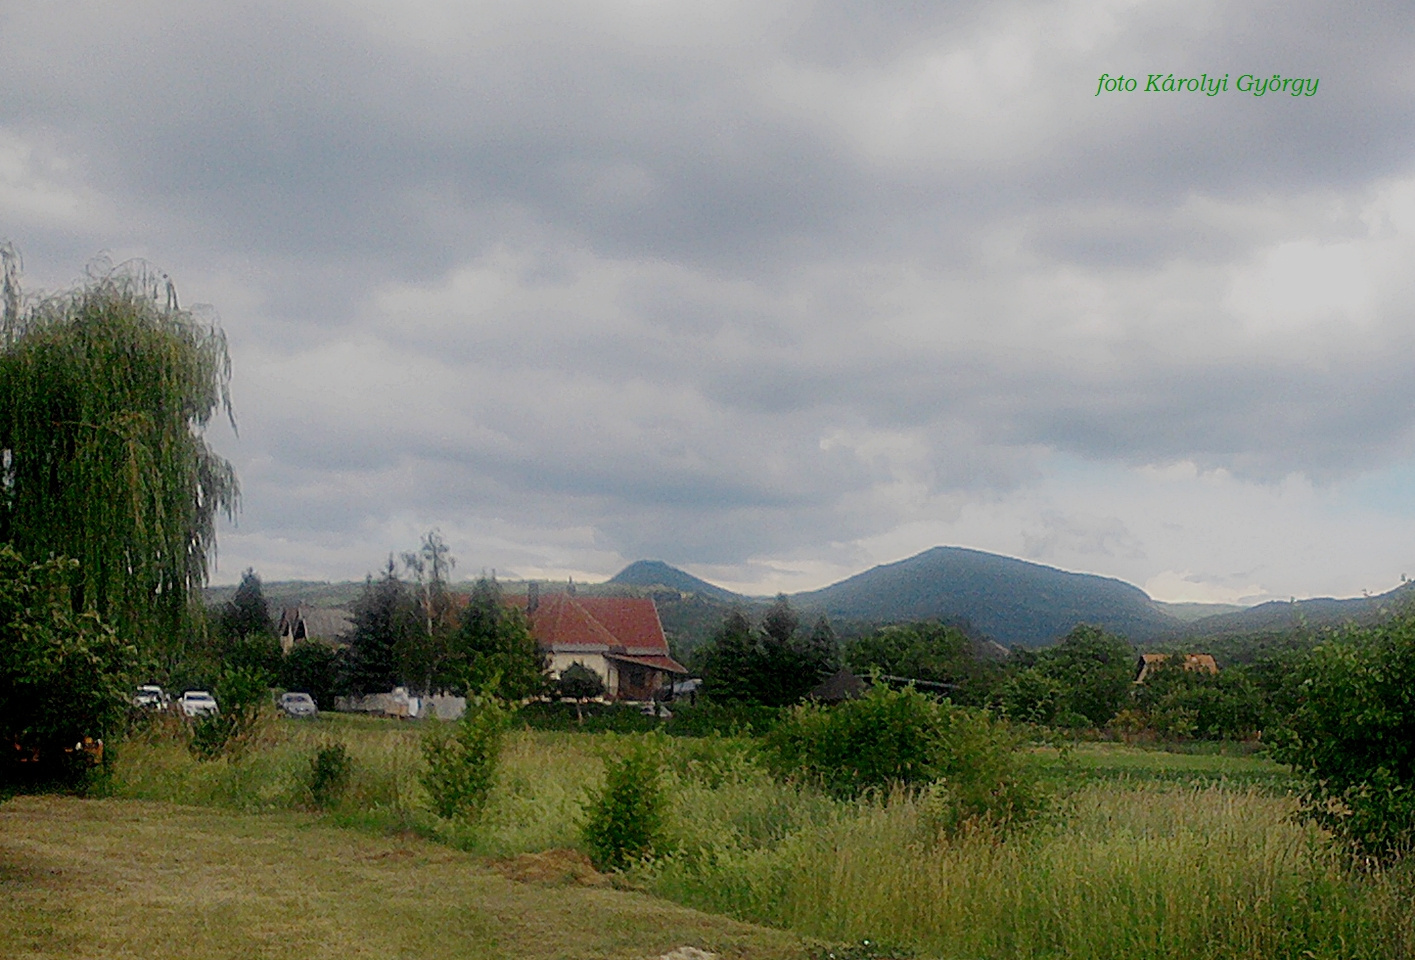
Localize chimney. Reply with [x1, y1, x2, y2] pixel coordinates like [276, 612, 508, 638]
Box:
[527, 581, 539, 615]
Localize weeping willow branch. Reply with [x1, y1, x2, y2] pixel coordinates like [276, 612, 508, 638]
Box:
[0, 252, 239, 650]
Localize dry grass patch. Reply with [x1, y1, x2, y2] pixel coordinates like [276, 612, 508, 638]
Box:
[0, 796, 806, 960]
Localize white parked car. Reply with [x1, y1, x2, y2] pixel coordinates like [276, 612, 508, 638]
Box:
[278, 692, 318, 719]
[178, 690, 219, 717]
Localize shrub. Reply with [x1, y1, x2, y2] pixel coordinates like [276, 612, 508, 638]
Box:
[766, 685, 945, 797]
[0, 546, 136, 790]
[187, 665, 271, 761]
[582, 735, 671, 870]
[663, 701, 782, 738]
[765, 684, 1045, 831]
[556, 661, 605, 701]
[306, 741, 352, 810]
[1274, 614, 1415, 858]
[518, 699, 659, 733]
[421, 697, 508, 821]
[187, 713, 234, 761]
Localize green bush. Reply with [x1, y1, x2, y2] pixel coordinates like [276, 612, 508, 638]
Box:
[0, 546, 136, 790]
[663, 701, 783, 738]
[1274, 614, 1415, 858]
[517, 699, 659, 733]
[187, 665, 271, 761]
[306, 741, 352, 810]
[765, 684, 1045, 831]
[187, 712, 235, 761]
[421, 697, 508, 821]
[582, 735, 671, 870]
[766, 685, 944, 797]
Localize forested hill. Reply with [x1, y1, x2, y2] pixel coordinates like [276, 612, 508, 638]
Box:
[608, 560, 744, 603]
[608, 547, 1189, 649]
[788, 547, 1182, 647]
[1167, 581, 1415, 640]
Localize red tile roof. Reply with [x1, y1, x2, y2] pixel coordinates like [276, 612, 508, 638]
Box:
[501, 592, 687, 673]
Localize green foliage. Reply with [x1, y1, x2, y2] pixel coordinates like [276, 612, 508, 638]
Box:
[448, 576, 547, 699]
[1031, 624, 1135, 728]
[765, 684, 1045, 829]
[1273, 614, 1415, 858]
[556, 661, 605, 701]
[663, 701, 784, 738]
[224, 632, 283, 678]
[397, 529, 460, 693]
[581, 735, 671, 870]
[1131, 657, 1267, 740]
[518, 699, 660, 733]
[187, 712, 233, 761]
[217, 568, 273, 644]
[766, 684, 945, 797]
[769, 685, 1047, 826]
[996, 667, 1064, 725]
[0, 257, 238, 651]
[698, 600, 836, 707]
[280, 641, 343, 710]
[345, 558, 421, 694]
[188, 664, 271, 761]
[811, 941, 915, 960]
[0, 546, 136, 787]
[421, 697, 509, 821]
[845, 621, 998, 706]
[306, 741, 352, 810]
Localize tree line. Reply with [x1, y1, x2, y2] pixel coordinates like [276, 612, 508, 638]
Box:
[691, 597, 1304, 744]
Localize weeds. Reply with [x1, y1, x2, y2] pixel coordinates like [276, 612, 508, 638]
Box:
[421, 697, 508, 822]
[582, 734, 671, 870]
[306, 741, 351, 810]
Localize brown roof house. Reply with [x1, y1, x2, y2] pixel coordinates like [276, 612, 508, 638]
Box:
[1135, 652, 1219, 683]
[513, 587, 688, 701]
[277, 607, 353, 654]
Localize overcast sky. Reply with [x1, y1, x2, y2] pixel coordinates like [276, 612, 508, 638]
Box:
[4, 0, 1414, 603]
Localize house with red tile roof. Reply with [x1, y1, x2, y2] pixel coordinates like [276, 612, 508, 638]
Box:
[508, 587, 688, 701]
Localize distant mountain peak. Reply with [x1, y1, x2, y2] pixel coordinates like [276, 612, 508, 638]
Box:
[608, 560, 743, 603]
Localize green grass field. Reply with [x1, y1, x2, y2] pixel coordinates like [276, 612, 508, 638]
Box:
[7, 713, 1413, 959]
[0, 794, 806, 960]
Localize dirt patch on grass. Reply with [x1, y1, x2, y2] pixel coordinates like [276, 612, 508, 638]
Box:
[492, 847, 609, 886]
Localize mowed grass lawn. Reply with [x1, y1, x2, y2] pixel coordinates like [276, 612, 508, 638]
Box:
[0, 794, 807, 960]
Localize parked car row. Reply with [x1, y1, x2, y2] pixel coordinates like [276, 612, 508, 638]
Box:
[131, 686, 320, 719]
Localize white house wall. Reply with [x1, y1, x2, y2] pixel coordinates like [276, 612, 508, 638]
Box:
[546, 652, 620, 697]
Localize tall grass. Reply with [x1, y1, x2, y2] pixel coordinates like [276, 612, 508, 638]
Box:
[652, 783, 1415, 958]
[112, 715, 1415, 959]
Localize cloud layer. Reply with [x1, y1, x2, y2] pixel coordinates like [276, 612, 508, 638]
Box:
[3, 0, 1414, 600]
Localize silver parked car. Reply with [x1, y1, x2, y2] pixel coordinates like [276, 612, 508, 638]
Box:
[133, 685, 170, 710]
[178, 690, 219, 717]
[278, 691, 318, 719]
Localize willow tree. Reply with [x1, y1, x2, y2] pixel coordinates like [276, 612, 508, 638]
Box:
[0, 248, 238, 651]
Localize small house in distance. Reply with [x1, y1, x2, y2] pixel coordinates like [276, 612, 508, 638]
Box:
[1135, 652, 1219, 683]
[277, 606, 353, 654]
[513, 587, 688, 701]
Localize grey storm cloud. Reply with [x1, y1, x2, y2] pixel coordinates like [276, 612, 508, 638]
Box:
[3, 0, 1415, 579]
